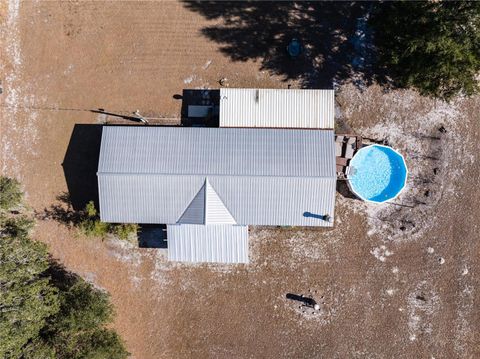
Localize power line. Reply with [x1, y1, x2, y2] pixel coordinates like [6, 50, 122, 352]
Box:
[0, 103, 178, 121]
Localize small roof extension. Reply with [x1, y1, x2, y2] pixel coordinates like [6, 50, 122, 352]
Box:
[219, 88, 335, 129]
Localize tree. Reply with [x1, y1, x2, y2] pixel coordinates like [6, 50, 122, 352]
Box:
[0, 177, 129, 358]
[0, 235, 59, 358]
[370, 1, 480, 100]
[0, 177, 23, 210]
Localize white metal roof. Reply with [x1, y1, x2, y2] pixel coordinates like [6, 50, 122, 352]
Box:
[97, 126, 334, 177]
[98, 126, 336, 227]
[177, 179, 237, 224]
[167, 224, 249, 263]
[219, 88, 335, 129]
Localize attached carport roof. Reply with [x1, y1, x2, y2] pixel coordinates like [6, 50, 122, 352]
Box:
[167, 224, 249, 264]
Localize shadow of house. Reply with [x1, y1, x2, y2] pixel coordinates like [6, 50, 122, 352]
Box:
[182, 1, 376, 88]
[62, 124, 103, 211]
[138, 224, 168, 248]
[336, 180, 359, 200]
[180, 89, 220, 127]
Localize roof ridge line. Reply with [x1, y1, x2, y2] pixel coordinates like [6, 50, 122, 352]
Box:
[97, 172, 336, 179]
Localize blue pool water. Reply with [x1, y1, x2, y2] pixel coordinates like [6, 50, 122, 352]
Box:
[348, 145, 407, 203]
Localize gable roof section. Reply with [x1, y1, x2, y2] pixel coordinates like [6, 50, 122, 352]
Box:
[97, 126, 336, 227]
[176, 181, 206, 224]
[219, 88, 335, 129]
[177, 179, 236, 225]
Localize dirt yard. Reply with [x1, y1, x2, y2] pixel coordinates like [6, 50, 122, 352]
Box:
[1, 1, 479, 358]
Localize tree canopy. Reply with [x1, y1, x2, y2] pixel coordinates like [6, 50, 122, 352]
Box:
[0, 177, 23, 210]
[0, 177, 129, 358]
[370, 1, 480, 100]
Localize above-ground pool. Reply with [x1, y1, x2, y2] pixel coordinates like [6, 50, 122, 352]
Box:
[348, 144, 407, 203]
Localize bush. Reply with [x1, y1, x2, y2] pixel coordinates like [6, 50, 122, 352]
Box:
[78, 201, 137, 241]
[0, 176, 23, 210]
[111, 223, 139, 241]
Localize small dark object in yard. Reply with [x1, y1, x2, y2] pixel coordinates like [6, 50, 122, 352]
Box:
[286, 293, 317, 308]
[438, 125, 447, 133]
[286, 37, 303, 58]
[400, 226, 406, 231]
[433, 168, 439, 175]
[424, 190, 430, 197]
[416, 295, 426, 302]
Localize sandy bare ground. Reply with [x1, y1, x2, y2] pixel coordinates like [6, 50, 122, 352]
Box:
[1, 1, 480, 358]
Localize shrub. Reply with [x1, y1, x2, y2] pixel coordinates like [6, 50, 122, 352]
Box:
[111, 223, 139, 241]
[78, 201, 137, 241]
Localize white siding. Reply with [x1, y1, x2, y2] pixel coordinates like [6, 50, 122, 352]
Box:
[167, 224, 249, 264]
[219, 88, 334, 129]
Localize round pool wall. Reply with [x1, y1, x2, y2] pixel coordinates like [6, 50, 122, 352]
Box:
[348, 144, 408, 203]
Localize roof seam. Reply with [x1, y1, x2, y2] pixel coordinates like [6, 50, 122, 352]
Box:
[97, 172, 336, 179]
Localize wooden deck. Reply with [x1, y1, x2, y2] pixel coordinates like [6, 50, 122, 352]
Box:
[335, 133, 362, 180]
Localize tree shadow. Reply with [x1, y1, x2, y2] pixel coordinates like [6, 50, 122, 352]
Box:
[183, 1, 379, 88]
[62, 124, 103, 211]
[36, 192, 82, 229]
[46, 259, 81, 291]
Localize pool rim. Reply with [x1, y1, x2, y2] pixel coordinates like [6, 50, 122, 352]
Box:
[346, 144, 408, 204]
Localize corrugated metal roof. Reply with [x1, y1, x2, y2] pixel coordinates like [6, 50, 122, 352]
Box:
[98, 175, 335, 226]
[97, 126, 335, 178]
[167, 224, 249, 263]
[219, 88, 335, 129]
[177, 181, 206, 224]
[204, 179, 236, 224]
[177, 179, 237, 224]
[98, 126, 336, 227]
